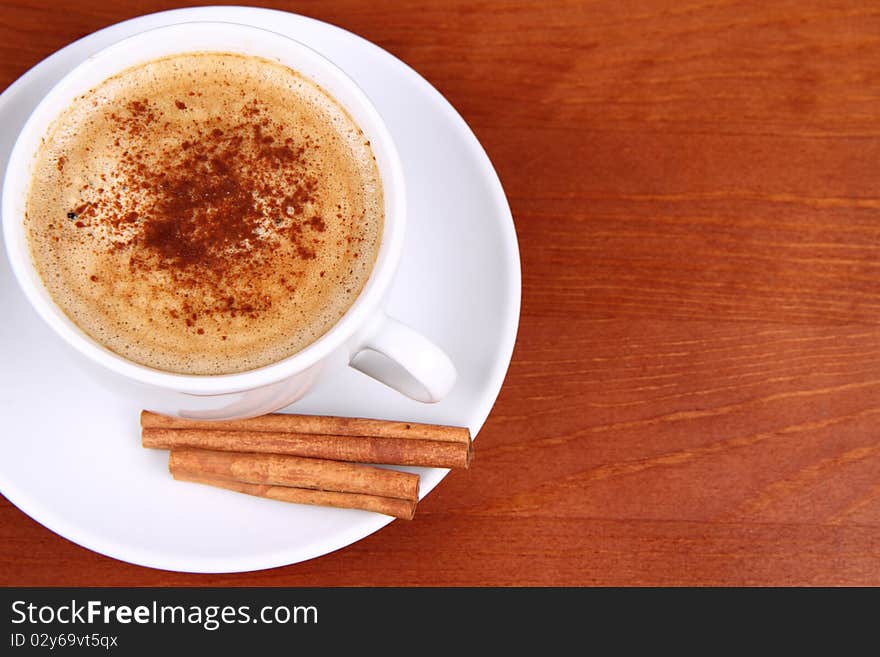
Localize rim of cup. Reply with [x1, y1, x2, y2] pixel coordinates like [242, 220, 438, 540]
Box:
[2, 21, 407, 395]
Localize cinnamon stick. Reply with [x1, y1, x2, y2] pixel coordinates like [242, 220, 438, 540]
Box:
[174, 472, 416, 520]
[168, 448, 419, 501]
[144, 427, 472, 469]
[141, 410, 470, 443]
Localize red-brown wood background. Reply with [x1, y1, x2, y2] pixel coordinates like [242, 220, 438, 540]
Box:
[3, 0, 880, 586]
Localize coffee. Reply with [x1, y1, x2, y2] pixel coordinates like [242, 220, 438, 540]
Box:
[25, 52, 383, 375]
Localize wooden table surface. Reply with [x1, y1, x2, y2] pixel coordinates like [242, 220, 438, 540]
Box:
[3, 0, 880, 586]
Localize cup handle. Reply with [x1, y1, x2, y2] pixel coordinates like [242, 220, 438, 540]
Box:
[349, 310, 457, 402]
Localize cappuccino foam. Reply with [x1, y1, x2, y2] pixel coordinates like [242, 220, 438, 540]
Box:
[25, 52, 383, 375]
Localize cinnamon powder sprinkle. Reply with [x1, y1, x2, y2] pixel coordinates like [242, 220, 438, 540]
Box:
[69, 97, 329, 322]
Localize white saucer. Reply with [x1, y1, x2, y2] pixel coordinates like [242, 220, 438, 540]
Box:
[0, 7, 520, 573]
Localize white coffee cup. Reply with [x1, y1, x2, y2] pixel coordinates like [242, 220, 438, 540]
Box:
[2, 21, 456, 419]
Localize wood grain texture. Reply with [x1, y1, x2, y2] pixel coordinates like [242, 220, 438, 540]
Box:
[3, 0, 880, 585]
